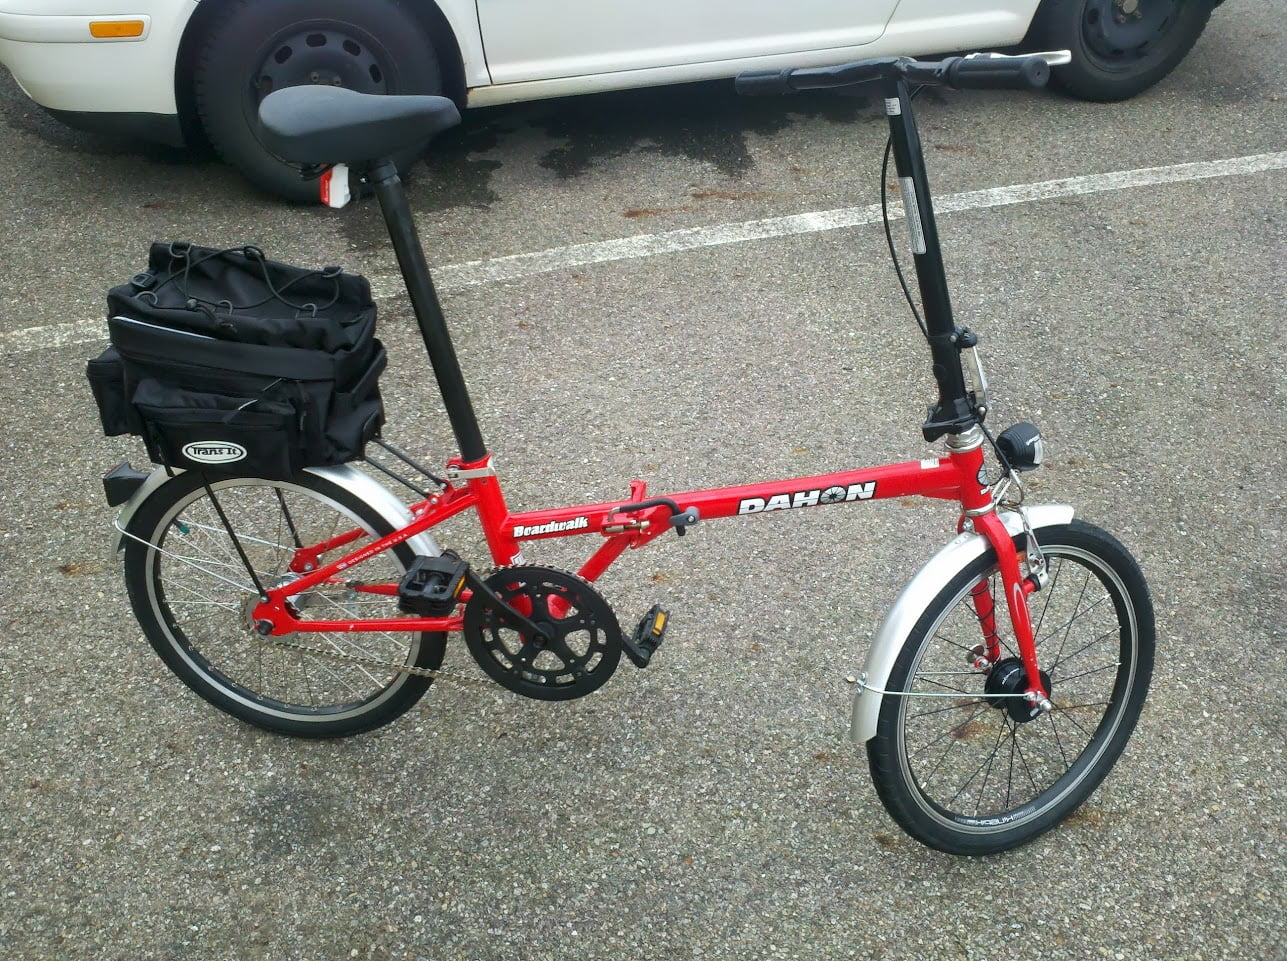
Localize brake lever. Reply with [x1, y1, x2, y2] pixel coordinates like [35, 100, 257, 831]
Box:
[965, 49, 1072, 66]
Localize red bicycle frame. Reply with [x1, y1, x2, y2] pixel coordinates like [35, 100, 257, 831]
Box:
[249, 436, 1047, 699]
[248, 62, 1051, 703]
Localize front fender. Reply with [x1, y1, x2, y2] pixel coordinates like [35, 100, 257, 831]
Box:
[111, 464, 441, 558]
[848, 503, 1074, 744]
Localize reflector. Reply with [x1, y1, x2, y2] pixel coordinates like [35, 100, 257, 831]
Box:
[89, 20, 145, 39]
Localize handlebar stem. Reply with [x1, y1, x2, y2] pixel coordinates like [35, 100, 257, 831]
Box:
[882, 77, 978, 441]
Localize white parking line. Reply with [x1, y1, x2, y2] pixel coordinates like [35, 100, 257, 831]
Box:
[433, 152, 1287, 289]
[4, 150, 1284, 355]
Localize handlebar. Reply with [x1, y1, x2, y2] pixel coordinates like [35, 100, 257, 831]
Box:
[946, 54, 1051, 90]
[735, 51, 1060, 96]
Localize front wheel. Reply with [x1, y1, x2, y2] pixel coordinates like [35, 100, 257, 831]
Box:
[867, 520, 1154, 855]
[122, 470, 446, 737]
[1026, 0, 1215, 101]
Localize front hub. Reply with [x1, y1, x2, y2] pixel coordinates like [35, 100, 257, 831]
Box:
[984, 657, 1053, 723]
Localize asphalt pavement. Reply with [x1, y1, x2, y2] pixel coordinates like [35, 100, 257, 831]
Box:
[0, 3, 1283, 959]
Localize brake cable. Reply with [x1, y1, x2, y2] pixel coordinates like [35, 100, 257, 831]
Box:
[879, 88, 1019, 481]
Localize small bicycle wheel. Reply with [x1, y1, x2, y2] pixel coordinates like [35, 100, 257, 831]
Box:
[867, 520, 1153, 854]
[122, 470, 445, 737]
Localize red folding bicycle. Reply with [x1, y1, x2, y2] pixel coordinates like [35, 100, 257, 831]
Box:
[101, 52, 1154, 855]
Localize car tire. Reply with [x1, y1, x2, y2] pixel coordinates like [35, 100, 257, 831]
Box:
[1026, 0, 1214, 101]
[194, 0, 443, 202]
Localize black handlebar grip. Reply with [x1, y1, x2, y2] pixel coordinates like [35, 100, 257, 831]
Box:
[734, 68, 796, 96]
[945, 55, 1051, 91]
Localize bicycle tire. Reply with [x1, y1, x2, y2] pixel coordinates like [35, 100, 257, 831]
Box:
[867, 519, 1153, 854]
[122, 470, 445, 737]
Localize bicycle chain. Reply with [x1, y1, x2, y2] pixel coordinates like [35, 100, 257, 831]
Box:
[256, 633, 493, 687]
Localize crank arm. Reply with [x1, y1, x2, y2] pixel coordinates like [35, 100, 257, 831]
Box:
[463, 568, 546, 639]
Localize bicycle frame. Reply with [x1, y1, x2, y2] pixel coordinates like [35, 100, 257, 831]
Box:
[245, 67, 1049, 703]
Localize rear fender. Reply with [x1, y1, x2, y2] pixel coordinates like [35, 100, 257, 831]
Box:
[111, 464, 441, 557]
[849, 503, 1074, 744]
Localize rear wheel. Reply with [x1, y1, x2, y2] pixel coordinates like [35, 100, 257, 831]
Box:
[1026, 0, 1215, 100]
[123, 470, 445, 737]
[194, 0, 442, 201]
[867, 520, 1154, 854]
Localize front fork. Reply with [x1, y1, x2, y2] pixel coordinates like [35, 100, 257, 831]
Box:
[950, 429, 1052, 710]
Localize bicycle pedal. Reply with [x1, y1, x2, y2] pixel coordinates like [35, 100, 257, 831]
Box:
[623, 604, 669, 668]
[397, 551, 469, 616]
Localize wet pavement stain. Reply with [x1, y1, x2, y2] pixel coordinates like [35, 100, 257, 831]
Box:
[397, 80, 875, 214]
[334, 81, 875, 248]
[331, 198, 395, 253]
[533, 81, 874, 179]
[413, 121, 508, 211]
[244, 787, 336, 858]
[333, 122, 510, 251]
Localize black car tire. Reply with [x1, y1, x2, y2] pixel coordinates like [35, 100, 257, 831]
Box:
[1026, 0, 1214, 101]
[194, 0, 442, 202]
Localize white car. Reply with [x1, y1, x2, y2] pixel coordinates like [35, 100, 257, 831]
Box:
[0, 0, 1221, 201]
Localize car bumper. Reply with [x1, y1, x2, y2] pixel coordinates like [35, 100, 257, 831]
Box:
[0, 2, 197, 118]
[43, 105, 184, 146]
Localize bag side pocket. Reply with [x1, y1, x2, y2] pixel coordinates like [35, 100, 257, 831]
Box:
[132, 378, 300, 480]
[86, 348, 131, 436]
[325, 342, 386, 462]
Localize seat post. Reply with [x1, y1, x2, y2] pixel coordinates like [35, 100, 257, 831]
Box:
[368, 160, 487, 463]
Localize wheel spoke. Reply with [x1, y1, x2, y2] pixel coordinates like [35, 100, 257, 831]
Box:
[971, 723, 1007, 816]
[910, 670, 987, 697]
[1052, 698, 1111, 713]
[1052, 661, 1120, 686]
[907, 700, 993, 770]
[174, 517, 296, 554]
[946, 721, 1010, 811]
[1045, 626, 1117, 673]
[906, 697, 990, 721]
[1047, 702, 1096, 742]
[1051, 568, 1094, 670]
[1011, 729, 1041, 795]
[933, 628, 987, 659]
[129, 475, 439, 735]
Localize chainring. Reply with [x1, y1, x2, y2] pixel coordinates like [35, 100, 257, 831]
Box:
[462, 566, 622, 701]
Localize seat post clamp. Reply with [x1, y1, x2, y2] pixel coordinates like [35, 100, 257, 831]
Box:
[445, 462, 497, 482]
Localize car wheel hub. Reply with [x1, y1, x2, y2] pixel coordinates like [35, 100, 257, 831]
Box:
[1083, 0, 1178, 64]
[255, 27, 389, 100]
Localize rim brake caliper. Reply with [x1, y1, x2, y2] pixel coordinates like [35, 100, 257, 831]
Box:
[1018, 504, 1049, 592]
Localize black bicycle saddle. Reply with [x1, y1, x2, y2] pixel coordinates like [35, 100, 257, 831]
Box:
[257, 85, 461, 167]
